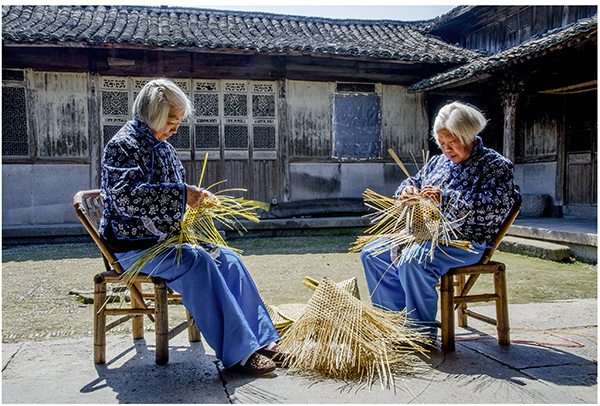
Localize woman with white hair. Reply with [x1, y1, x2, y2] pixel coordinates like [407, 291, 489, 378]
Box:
[99, 78, 281, 375]
[361, 101, 519, 344]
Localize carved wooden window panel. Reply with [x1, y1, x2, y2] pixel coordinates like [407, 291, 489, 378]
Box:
[99, 77, 277, 155]
[193, 80, 277, 152]
[2, 81, 29, 157]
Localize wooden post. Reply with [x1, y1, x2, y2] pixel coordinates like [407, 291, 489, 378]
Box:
[154, 277, 169, 365]
[502, 93, 518, 164]
[554, 97, 567, 216]
[440, 273, 455, 352]
[94, 274, 107, 364]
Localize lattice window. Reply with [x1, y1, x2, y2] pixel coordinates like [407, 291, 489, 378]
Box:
[252, 94, 275, 118]
[101, 91, 129, 116]
[195, 126, 220, 149]
[194, 93, 219, 117]
[194, 81, 219, 92]
[3, 70, 24, 82]
[253, 82, 275, 93]
[133, 78, 150, 90]
[506, 13, 519, 33]
[102, 78, 127, 89]
[103, 125, 123, 145]
[99, 77, 277, 153]
[224, 125, 248, 148]
[224, 81, 247, 92]
[2, 85, 28, 156]
[168, 125, 190, 149]
[336, 83, 376, 93]
[254, 126, 276, 149]
[224, 94, 248, 117]
[172, 79, 190, 92]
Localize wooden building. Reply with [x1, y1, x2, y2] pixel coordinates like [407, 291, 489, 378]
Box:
[2, 5, 597, 229]
[413, 5, 597, 218]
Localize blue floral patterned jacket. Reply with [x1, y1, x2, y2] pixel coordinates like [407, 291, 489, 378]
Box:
[99, 118, 187, 251]
[395, 137, 519, 247]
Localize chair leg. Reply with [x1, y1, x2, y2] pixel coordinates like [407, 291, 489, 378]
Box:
[186, 310, 202, 342]
[456, 274, 468, 327]
[154, 277, 169, 365]
[494, 268, 510, 345]
[131, 281, 144, 340]
[440, 273, 455, 352]
[94, 275, 107, 364]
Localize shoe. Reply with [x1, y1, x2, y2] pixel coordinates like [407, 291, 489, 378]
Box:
[257, 344, 289, 365]
[232, 352, 276, 375]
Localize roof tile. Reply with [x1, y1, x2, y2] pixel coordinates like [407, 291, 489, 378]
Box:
[2, 5, 480, 63]
[409, 15, 597, 91]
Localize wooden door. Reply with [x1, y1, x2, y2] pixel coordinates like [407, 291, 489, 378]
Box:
[565, 93, 597, 218]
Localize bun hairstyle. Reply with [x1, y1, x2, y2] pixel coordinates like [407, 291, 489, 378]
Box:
[432, 101, 487, 147]
[133, 78, 192, 131]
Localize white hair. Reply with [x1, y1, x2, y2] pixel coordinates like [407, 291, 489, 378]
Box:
[133, 78, 192, 131]
[432, 101, 487, 147]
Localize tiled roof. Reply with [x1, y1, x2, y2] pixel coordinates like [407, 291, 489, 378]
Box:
[409, 15, 597, 92]
[2, 5, 481, 63]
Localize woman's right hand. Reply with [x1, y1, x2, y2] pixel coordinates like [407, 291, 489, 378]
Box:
[185, 185, 220, 208]
[397, 185, 421, 203]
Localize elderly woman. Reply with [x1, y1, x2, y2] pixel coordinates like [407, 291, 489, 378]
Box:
[99, 78, 281, 375]
[361, 101, 519, 343]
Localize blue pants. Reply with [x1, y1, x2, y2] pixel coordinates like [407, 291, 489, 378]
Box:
[116, 245, 279, 368]
[361, 239, 486, 338]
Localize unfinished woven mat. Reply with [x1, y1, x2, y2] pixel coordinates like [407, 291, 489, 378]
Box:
[350, 189, 475, 265]
[278, 277, 431, 389]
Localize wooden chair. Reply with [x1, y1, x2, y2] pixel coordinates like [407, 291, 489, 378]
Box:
[74, 189, 202, 365]
[440, 194, 522, 352]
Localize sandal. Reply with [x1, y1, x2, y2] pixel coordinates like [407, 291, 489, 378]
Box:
[257, 344, 289, 365]
[232, 352, 276, 375]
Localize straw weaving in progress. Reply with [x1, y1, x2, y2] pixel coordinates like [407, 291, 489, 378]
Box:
[351, 149, 475, 265]
[277, 277, 431, 389]
[119, 182, 266, 286]
[351, 189, 475, 265]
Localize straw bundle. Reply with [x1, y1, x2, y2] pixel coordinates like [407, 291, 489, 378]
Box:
[278, 277, 431, 390]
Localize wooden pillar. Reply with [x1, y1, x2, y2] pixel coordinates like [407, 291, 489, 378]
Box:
[554, 97, 567, 215]
[502, 93, 519, 163]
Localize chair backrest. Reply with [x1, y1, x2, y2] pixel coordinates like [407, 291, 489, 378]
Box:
[73, 189, 125, 274]
[479, 193, 522, 265]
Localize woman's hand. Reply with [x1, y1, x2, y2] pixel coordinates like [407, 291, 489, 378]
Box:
[185, 185, 220, 208]
[420, 185, 443, 205]
[397, 185, 421, 203]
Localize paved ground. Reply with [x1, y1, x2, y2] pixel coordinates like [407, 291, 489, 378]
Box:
[2, 299, 596, 404]
[2, 218, 597, 403]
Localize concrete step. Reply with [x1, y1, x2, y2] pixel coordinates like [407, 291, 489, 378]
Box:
[498, 236, 571, 262]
